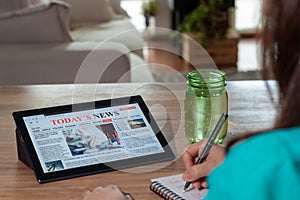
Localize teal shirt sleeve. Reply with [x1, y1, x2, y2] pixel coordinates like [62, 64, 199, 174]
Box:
[204, 127, 300, 200]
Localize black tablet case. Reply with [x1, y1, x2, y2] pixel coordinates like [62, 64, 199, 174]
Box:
[16, 126, 34, 169]
[14, 95, 175, 183]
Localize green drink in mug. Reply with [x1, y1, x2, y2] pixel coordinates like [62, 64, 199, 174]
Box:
[184, 70, 228, 144]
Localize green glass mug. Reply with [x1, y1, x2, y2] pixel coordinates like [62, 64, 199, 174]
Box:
[184, 70, 228, 144]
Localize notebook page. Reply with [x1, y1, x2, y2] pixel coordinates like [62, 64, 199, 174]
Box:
[151, 174, 208, 200]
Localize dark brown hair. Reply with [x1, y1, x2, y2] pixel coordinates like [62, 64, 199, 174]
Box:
[227, 0, 300, 149]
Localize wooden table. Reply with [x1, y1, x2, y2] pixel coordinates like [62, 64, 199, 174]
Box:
[0, 81, 277, 200]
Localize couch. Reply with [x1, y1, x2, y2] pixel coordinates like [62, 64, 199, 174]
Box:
[0, 0, 154, 85]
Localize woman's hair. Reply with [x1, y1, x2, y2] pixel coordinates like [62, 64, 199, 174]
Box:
[227, 0, 300, 149]
[261, 0, 300, 129]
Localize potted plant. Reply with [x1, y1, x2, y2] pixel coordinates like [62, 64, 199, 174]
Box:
[141, 0, 158, 27]
[179, 0, 232, 44]
[179, 0, 238, 69]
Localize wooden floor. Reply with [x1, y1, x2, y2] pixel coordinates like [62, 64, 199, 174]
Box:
[143, 48, 196, 73]
[143, 37, 259, 74]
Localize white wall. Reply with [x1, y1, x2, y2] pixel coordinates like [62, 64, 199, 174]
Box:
[235, 0, 262, 31]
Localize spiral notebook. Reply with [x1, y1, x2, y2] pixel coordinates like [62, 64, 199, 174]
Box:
[150, 174, 208, 200]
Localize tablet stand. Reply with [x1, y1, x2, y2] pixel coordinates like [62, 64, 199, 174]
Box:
[16, 127, 33, 169]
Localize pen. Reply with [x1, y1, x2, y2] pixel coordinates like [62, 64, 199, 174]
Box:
[183, 113, 228, 192]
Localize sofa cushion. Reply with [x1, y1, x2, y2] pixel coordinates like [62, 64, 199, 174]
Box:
[0, 42, 155, 84]
[0, 1, 73, 43]
[28, 0, 43, 5]
[0, 0, 30, 12]
[63, 0, 115, 27]
[70, 18, 144, 57]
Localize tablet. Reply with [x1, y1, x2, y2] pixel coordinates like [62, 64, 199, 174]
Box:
[13, 95, 174, 183]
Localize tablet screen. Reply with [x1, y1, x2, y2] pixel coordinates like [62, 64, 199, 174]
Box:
[23, 103, 165, 174]
[14, 96, 174, 183]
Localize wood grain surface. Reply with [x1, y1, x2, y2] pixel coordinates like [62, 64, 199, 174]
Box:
[0, 81, 277, 200]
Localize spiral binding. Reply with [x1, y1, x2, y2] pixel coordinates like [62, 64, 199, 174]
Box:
[150, 181, 185, 200]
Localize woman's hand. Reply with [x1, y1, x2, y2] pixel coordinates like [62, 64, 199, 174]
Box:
[68, 185, 132, 200]
[182, 139, 226, 189]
